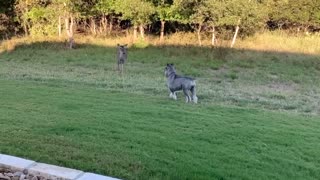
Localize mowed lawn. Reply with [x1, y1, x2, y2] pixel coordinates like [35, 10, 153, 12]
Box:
[1, 79, 320, 179]
[0, 40, 320, 179]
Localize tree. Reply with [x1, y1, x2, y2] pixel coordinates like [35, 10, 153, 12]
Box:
[15, 0, 36, 36]
[26, 5, 54, 36]
[0, 0, 15, 38]
[114, 0, 155, 41]
[190, 0, 206, 46]
[309, 0, 320, 27]
[7, 0, 318, 45]
[63, 0, 79, 48]
[207, 0, 264, 47]
[73, 0, 99, 35]
[149, 0, 174, 43]
[187, 0, 264, 46]
[171, 0, 195, 24]
[95, 0, 116, 34]
[202, 0, 225, 46]
[266, 0, 320, 31]
[173, 0, 206, 45]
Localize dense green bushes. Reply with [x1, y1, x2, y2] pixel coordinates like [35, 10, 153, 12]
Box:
[0, 0, 319, 40]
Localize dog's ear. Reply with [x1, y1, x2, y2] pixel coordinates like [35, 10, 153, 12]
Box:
[117, 44, 120, 46]
[166, 63, 169, 66]
[124, 44, 128, 46]
[171, 63, 174, 66]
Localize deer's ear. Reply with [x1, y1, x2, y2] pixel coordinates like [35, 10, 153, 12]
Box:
[124, 44, 128, 46]
[166, 63, 169, 66]
[171, 63, 174, 66]
[117, 44, 120, 46]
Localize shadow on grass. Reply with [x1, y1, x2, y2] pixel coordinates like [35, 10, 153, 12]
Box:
[1, 38, 320, 97]
[1, 39, 319, 70]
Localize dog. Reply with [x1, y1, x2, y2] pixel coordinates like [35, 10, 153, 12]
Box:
[164, 64, 198, 103]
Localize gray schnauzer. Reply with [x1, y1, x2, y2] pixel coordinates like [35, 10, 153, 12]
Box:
[117, 44, 128, 72]
[164, 64, 198, 103]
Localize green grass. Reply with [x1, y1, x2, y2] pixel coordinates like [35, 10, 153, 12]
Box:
[0, 37, 320, 179]
[1, 79, 320, 180]
[0, 39, 320, 114]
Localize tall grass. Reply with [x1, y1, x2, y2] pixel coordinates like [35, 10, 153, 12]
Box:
[0, 31, 320, 114]
[237, 31, 320, 54]
[2, 31, 320, 54]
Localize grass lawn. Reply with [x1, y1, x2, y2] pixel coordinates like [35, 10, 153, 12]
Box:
[1, 79, 320, 180]
[0, 37, 320, 179]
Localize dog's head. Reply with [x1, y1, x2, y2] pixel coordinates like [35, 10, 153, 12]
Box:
[164, 63, 176, 77]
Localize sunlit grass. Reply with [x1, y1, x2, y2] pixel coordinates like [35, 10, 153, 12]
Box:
[0, 32, 320, 179]
[237, 31, 320, 54]
[0, 34, 320, 114]
[1, 79, 320, 180]
[2, 31, 320, 54]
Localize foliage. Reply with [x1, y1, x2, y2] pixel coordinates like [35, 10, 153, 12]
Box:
[0, 0, 320, 38]
[95, 0, 116, 15]
[267, 0, 320, 29]
[150, 0, 175, 22]
[171, 0, 196, 24]
[1, 0, 319, 42]
[114, 0, 155, 26]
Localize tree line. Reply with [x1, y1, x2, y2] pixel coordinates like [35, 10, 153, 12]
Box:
[1, 0, 320, 46]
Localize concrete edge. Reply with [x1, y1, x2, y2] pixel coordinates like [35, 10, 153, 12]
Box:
[0, 154, 121, 180]
[0, 154, 35, 171]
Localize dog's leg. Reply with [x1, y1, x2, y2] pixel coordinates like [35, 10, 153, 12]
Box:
[183, 89, 190, 103]
[193, 96, 198, 104]
[185, 96, 189, 103]
[190, 86, 198, 103]
[172, 92, 177, 100]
